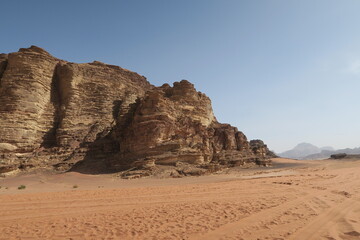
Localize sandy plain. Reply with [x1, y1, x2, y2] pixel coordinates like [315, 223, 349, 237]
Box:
[1, 158, 360, 240]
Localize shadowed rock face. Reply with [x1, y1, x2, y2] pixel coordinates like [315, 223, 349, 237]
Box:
[0, 46, 272, 176]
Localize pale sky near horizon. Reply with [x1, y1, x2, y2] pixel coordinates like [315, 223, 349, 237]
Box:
[1, 0, 360, 152]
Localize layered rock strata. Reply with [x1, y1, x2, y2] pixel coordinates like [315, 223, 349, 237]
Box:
[0, 46, 272, 176]
[111, 81, 271, 172]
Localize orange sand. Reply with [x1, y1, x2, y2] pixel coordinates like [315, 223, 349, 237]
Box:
[1, 158, 360, 240]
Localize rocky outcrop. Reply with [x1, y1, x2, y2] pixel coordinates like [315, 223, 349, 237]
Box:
[0, 46, 151, 172]
[55, 61, 151, 148]
[330, 153, 347, 159]
[114, 81, 216, 168]
[0, 46, 272, 177]
[106, 80, 272, 173]
[250, 140, 277, 159]
[0, 46, 60, 171]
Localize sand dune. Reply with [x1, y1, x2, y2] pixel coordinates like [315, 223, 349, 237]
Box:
[1, 158, 360, 240]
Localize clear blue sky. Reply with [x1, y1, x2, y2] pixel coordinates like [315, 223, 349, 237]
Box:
[1, 0, 360, 152]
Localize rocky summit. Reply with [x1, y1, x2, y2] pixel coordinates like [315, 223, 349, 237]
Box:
[0, 46, 273, 177]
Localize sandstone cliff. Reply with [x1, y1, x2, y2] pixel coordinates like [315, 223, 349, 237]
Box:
[0, 46, 272, 176]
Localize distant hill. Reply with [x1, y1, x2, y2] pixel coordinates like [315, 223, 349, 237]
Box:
[278, 143, 322, 159]
[278, 143, 360, 160]
[303, 147, 360, 160]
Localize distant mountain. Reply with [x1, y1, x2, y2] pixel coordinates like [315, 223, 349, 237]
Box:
[302, 150, 334, 160]
[279, 143, 360, 160]
[278, 143, 321, 159]
[303, 147, 360, 160]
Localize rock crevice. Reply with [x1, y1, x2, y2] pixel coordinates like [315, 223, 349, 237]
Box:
[0, 54, 8, 82]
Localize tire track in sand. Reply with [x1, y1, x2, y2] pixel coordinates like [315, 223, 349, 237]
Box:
[290, 198, 360, 240]
[191, 189, 316, 240]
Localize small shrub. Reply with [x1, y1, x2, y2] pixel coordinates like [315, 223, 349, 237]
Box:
[18, 185, 26, 190]
[73, 185, 78, 189]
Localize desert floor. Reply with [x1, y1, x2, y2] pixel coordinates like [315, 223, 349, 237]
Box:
[1, 158, 360, 240]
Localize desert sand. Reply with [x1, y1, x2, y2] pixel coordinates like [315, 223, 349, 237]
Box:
[1, 158, 360, 240]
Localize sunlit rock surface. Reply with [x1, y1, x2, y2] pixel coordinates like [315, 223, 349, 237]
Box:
[0, 46, 273, 176]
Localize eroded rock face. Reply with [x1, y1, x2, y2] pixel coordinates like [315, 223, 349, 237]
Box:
[110, 80, 271, 171]
[55, 61, 151, 148]
[0, 46, 59, 165]
[0, 46, 151, 171]
[250, 140, 277, 158]
[0, 46, 272, 176]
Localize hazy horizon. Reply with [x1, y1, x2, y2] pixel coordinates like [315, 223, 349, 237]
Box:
[1, 0, 360, 152]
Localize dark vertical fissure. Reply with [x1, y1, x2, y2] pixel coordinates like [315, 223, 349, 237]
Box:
[41, 63, 62, 148]
[0, 59, 8, 90]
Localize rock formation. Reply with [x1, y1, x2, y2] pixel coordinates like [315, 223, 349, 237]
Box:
[0, 46, 273, 177]
[330, 153, 347, 159]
